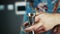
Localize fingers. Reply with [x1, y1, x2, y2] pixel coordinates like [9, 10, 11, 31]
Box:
[23, 21, 29, 27]
[25, 25, 35, 32]
[35, 26, 45, 34]
[25, 22, 43, 32]
[24, 14, 42, 33]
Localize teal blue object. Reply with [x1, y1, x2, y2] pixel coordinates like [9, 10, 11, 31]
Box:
[57, 8, 60, 13]
[57, 6, 60, 13]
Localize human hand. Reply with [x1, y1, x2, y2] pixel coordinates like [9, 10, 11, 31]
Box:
[24, 13, 60, 34]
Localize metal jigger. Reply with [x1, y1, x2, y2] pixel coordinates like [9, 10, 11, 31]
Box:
[27, 13, 35, 34]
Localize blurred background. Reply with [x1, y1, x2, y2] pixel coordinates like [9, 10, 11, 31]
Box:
[0, 0, 25, 34]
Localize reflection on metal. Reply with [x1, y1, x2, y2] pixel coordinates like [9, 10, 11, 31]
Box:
[0, 5, 5, 10]
[15, 1, 26, 15]
[7, 4, 14, 10]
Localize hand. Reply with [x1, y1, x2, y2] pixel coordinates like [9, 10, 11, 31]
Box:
[24, 13, 60, 34]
